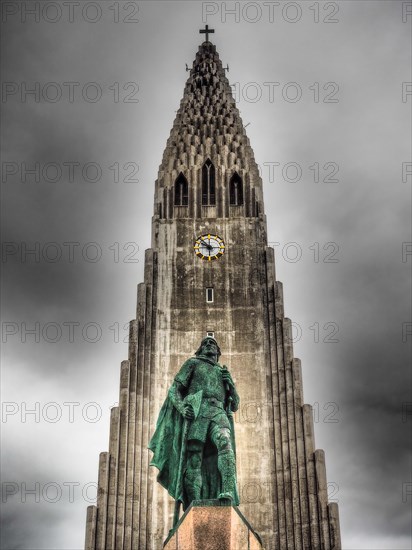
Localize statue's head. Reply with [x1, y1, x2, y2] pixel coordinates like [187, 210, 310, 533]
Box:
[195, 336, 221, 360]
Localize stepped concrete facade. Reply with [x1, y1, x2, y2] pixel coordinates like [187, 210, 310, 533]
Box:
[84, 36, 342, 550]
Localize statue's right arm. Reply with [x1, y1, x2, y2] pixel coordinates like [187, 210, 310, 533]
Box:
[169, 379, 195, 421]
[169, 360, 196, 420]
[168, 381, 185, 415]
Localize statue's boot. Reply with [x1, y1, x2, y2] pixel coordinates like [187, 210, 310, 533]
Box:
[184, 468, 202, 504]
[217, 450, 237, 502]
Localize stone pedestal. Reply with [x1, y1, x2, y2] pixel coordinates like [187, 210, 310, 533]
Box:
[164, 500, 264, 550]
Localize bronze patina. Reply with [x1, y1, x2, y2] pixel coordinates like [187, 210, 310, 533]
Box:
[149, 337, 240, 525]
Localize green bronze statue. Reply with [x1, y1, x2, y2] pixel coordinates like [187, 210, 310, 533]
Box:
[149, 337, 240, 524]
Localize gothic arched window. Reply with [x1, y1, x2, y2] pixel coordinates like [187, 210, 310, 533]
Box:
[229, 173, 243, 206]
[202, 159, 216, 205]
[174, 173, 188, 206]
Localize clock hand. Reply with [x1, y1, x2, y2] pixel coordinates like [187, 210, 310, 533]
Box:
[200, 239, 212, 250]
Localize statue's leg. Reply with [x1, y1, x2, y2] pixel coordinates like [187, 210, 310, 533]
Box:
[184, 440, 203, 505]
[210, 425, 237, 502]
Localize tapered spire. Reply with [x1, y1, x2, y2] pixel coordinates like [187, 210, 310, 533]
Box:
[160, 40, 249, 167]
[155, 38, 263, 221]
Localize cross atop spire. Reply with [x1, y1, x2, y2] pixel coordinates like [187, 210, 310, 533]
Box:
[199, 24, 215, 43]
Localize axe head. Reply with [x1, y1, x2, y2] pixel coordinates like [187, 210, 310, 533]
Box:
[184, 391, 203, 420]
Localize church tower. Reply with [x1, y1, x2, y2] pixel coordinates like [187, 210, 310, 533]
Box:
[85, 29, 342, 550]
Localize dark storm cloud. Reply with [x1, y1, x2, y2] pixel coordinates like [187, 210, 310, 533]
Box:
[1, 1, 411, 549]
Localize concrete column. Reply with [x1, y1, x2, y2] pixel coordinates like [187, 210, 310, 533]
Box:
[128, 319, 138, 364]
[293, 360, 311, 549]
[84, 505, 97, 550]
[138, 250, 155, 549]
[115, 360, 131, 549]
[264, 259, 281, 547]
[283, 319, 302, 549]
[292, 358, 304, 406]
[124, 321, 138, 550]
[146, 250, 160, 547]
[271, 281, 287, 547]
[328, 502, 342, 550]
[275, 314, 294, 549]
[105, 407, 120, 549]
[302, 404, 321, 549]
[314, 449, 331, 550]
[275, 282, 285, 319]
[265, 246, 276, 285]
[131, 284, 147, 550]
[95, 452, 109, 549]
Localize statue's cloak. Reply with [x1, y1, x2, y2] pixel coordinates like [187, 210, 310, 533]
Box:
[148, 356, 239, 508]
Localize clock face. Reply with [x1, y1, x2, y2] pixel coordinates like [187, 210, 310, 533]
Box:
[194, 234, 225, 261]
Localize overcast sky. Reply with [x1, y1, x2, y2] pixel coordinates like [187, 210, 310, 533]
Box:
[1, 1, 411, 549]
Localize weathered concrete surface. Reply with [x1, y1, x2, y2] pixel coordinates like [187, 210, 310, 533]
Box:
[84, 39, 342, 550]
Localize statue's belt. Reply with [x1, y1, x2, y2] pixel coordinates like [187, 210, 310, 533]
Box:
[203, 397, 225, 409]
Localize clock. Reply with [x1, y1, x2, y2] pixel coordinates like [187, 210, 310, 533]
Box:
[194, 234, 225, 261]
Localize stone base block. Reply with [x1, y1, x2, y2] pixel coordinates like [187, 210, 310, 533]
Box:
[164, 500, 263, 550]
